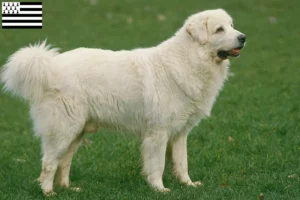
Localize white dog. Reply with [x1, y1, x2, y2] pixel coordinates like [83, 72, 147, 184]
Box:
[1, 9, 246, 195]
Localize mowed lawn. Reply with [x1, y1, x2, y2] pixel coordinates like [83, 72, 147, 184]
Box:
[1, 0, 300, 199]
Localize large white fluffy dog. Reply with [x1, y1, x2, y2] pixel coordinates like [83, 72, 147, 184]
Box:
[1, 9, 246, 195]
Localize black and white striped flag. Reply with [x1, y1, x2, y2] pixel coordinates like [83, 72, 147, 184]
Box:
[2, 2, 42, 29]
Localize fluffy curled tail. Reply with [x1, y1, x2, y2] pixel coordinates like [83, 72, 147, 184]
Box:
[1, 40, 59, 102]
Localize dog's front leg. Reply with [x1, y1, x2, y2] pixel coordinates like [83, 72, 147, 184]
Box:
[170, 133, 202, 187]
[142, 130, 170, 192]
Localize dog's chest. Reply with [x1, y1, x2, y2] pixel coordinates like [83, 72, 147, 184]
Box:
[167, 64, 229, 134]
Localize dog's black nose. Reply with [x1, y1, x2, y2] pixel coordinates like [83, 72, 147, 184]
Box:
[238, 34, 246, 43]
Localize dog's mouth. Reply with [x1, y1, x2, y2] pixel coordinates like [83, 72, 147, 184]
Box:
[217, 46, 243, 59]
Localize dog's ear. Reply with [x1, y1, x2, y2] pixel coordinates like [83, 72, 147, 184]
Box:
[186, 17, 208, 45]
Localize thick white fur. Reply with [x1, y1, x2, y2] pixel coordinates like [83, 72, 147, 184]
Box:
[1, 9, 244, 195]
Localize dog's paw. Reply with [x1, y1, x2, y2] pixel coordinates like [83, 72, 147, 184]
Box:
[44, 191, 57, 197]
[152, 185, 171, 193]
[186, 181, 203, 187]
[69, 187, 81, 192]
[159, 187, 171, 193]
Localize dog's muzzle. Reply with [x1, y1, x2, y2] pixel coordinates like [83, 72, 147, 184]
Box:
[218, 34, 246, 59]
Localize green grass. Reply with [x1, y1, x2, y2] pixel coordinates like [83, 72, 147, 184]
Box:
[1, 0, 300, 199]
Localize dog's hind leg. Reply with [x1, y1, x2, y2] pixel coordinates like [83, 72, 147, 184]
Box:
[55, 132, 84, 190]
[33, 99, 86, 196]
[37, 133, 77, 196]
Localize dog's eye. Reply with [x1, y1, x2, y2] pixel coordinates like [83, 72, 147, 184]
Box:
[231, 24, 233, 27]
[216, 27, 224, 33]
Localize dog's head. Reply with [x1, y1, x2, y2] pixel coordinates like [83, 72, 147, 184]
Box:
[185, 9, 246, 59]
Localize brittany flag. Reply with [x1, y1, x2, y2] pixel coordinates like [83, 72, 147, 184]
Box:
[2, 2, 42, 29]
